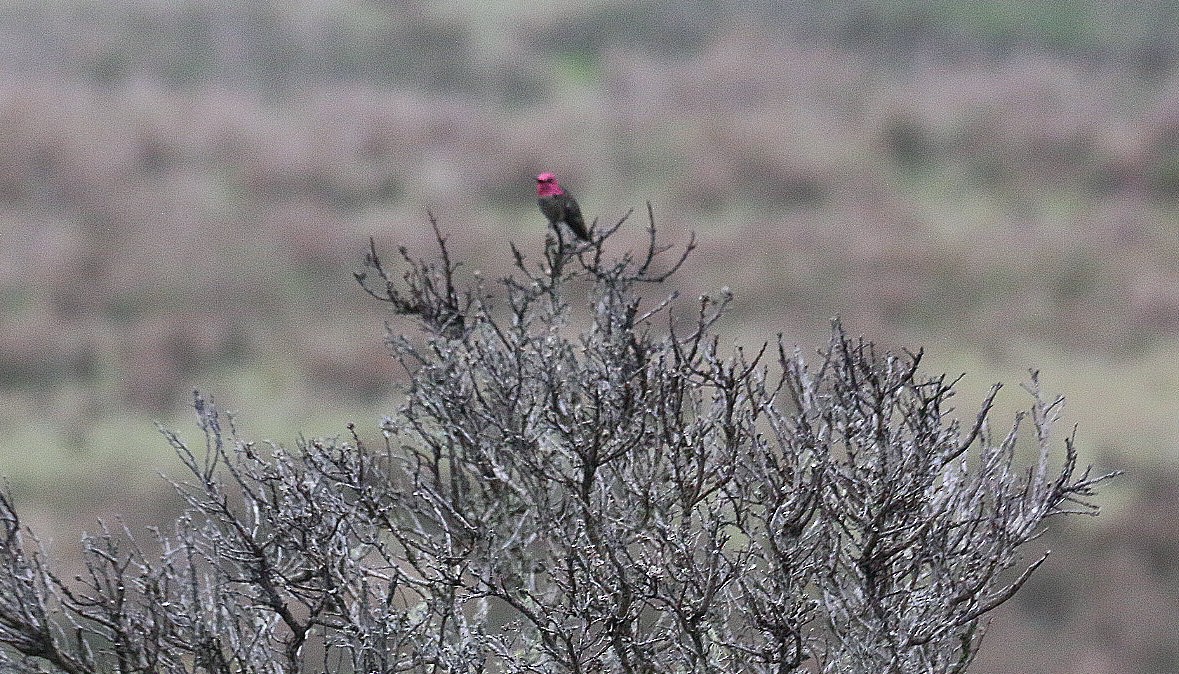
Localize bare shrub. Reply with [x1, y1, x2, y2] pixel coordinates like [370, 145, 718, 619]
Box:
[0, 211, 1116, 673]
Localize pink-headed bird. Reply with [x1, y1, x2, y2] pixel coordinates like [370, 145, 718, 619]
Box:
[536, 172, 590, 241]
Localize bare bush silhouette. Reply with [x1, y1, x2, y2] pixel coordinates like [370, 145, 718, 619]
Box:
[0, 210, 1116, 673]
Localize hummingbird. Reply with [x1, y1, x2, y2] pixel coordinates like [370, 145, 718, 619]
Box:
[536, 172, 590, 241]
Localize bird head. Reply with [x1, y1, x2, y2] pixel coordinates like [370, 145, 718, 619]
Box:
[536, 172, 564, 197]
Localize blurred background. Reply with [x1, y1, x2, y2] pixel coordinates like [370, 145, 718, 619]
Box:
[0, 1, 1176, 671]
